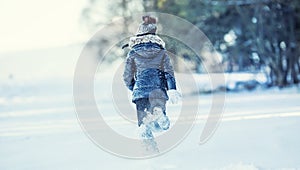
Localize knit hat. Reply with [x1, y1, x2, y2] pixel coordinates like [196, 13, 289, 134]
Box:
[136, 15, 157, 36]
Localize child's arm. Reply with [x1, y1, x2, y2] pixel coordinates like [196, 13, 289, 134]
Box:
[123, 51, 136, 91]
[162, 52, 176, 90]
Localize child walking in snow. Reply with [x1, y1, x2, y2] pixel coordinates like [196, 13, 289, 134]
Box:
[123, 15, 181, 151]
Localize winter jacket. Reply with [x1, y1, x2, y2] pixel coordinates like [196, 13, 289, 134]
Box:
[123, 42, 177, 102]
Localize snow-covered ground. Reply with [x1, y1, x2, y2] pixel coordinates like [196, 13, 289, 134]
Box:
[1, 45, 300, 170]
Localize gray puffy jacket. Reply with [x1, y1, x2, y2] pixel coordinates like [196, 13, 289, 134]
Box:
[123, 43, 176, 102]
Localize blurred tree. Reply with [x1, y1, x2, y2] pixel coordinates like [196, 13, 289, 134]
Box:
[80, 0, 144, 64]
[154, 0, 300, 86]
[253, 1, 300, 86]
[153, 0, 227, 72]
[81, 0, 143, 32]
[82, 0, 300, 87]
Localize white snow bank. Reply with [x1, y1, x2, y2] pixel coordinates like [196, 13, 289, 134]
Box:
[220, 162, 259, 170]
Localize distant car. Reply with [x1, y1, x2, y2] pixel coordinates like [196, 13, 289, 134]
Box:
[192, 72, 269, 92]
[225, 72, 268, 91]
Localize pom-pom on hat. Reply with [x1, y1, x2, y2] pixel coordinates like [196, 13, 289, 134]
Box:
[136, 15, 157, 36]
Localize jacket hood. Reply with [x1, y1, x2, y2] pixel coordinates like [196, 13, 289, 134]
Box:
[129, 34, 165, 49]
[133, 46, 163, 59]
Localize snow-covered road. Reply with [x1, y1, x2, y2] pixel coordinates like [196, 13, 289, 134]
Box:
[1, 83, 300, 169]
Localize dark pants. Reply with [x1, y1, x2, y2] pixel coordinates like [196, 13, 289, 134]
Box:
[135, 98, 167, 126]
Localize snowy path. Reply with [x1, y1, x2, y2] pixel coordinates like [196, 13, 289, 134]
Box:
[1, 84, 300, 169]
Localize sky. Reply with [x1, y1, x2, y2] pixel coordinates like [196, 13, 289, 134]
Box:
[0, 0, 89, 53]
